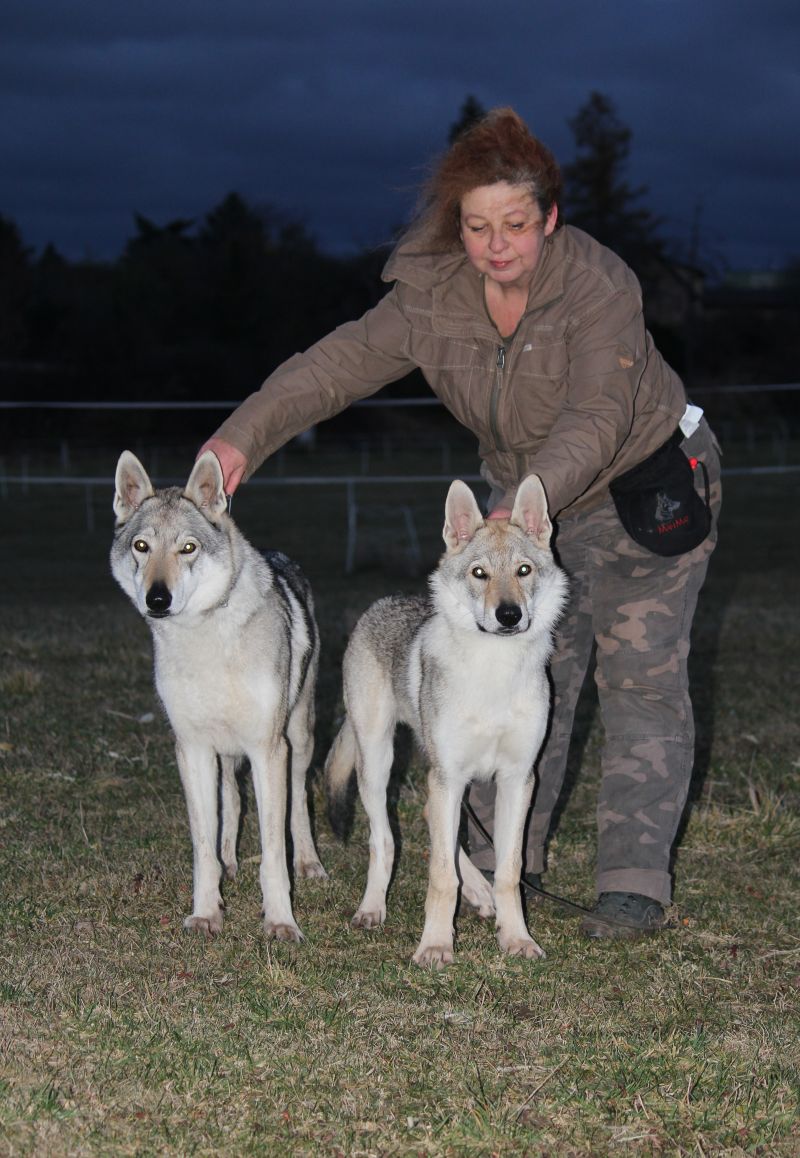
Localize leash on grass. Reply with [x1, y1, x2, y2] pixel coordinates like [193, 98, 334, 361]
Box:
[459, 797, 662, 931]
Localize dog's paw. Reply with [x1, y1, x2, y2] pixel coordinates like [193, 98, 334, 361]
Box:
[461, 881, 495, 920]
[296, 858, 329, 881]
[468, 900, 495, 921]
[412, 942, 454, 969]
[351, 908, 384, 930]
[498, 932, 546, 960]
[184, 912, 224, 937]
[223, 862, 238, 881]
[264, 920, 303, 943]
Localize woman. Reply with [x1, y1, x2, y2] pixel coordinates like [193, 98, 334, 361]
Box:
[201, 107, 721, 938]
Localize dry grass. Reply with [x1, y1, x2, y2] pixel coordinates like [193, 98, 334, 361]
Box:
[0, 471, 799, 1156]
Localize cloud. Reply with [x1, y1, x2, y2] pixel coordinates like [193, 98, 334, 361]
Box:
[0, 0, 798, 268]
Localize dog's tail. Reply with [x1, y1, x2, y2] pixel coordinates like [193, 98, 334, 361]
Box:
[323, 717, 358, 840]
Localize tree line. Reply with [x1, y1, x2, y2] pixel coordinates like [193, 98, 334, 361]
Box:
[1, 94, 797, 410]
[0, 192, 393, 403]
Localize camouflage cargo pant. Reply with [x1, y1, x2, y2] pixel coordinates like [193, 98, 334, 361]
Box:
[467, 418, 722, 905]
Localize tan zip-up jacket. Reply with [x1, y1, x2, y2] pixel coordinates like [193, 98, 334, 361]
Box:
[213, 224, 687, 517]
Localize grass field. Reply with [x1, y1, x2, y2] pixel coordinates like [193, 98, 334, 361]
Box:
[1, 460, 799, 1156]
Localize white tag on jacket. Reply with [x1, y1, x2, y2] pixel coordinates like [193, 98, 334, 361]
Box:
[679, 403, 704, 439]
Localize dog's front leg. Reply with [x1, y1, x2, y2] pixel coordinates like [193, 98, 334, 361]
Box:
[176, 740, 225, 935]
[412, 770, 461, 968]
[493, 772, 545, 960]
[250, 739, 302, 943]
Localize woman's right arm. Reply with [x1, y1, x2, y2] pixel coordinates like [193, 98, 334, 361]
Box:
[203, 287, 415, 491]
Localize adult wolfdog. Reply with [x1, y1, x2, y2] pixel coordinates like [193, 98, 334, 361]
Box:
[325, 476, 567, 967]
[110, 450, 326, 942]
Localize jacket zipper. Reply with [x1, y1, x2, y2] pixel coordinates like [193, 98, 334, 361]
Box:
[489, 344, 506, 452]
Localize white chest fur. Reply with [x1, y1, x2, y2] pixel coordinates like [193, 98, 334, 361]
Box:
[408, 619, 550, 784]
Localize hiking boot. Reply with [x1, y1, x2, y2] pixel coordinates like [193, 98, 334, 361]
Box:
[581, 891, 665, 940]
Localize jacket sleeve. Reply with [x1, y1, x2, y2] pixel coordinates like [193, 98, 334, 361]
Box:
[518, 287, 649, 516]
[211, 287, 415, 479]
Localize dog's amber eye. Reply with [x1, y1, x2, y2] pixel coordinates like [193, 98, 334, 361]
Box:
[133, 539, 148, 554]
[518, 564, 532, 577]
[180, 542, 197, 555]
[471, 566, 488, 580]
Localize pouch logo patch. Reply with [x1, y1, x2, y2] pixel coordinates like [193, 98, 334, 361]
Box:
[655, 491, 681, 524]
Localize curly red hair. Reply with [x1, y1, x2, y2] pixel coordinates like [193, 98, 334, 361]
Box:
[418, 107, 562, 250]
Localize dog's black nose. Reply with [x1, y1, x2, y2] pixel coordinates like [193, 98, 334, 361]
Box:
[495, 602, 522, 629]
[146, 581, 172, 615]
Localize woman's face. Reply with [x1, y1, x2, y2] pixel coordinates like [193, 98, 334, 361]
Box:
[460, 182, 557, 291]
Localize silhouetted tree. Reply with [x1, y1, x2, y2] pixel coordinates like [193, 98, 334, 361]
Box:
[103, 213, 202, 394]
[562, 91, 663, 267]
[121, 214, 199, 338]
[28, 244, 71, 359]
[197, 193, 274, 345]
[198, 193, 353, 376]
[448, 95, 487, 144]
[0, 214, 32, 356]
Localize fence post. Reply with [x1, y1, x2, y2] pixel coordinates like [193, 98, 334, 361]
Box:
[85, 484, 95, 533]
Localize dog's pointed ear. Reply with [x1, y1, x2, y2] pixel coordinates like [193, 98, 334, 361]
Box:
[443, 480, 484, 551]
[184, 451, 228, 519]
[509, 475, 553, 548]
[114, 451, 154, 523]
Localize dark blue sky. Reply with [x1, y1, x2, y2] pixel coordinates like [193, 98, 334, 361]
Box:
[2, 0, 798, 273]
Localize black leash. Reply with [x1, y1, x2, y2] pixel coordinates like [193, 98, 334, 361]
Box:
[460, 797, 662, 931]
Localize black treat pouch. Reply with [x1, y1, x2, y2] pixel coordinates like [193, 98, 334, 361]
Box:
[609, 430, 712, 556]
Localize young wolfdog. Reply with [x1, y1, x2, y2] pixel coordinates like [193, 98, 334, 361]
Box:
[110, 450, 327, 942]
[325, 476, 567, 967]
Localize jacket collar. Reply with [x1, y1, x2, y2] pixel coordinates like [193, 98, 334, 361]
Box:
[383, 225, 568, 336]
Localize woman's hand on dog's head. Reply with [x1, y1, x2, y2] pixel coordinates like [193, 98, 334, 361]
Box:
[197, 438, 247, 495]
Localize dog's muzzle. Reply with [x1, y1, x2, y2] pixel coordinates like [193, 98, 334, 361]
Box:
[477, 603, 527, 634]
[146, 581, 172, 617]
[495, 602, 523, 630]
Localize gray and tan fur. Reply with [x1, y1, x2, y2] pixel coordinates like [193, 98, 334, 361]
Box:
[325, 476, 567, 967]
[110, 450, 326, 942]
